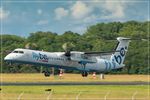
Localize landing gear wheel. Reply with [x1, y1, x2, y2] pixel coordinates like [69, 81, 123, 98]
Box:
[82, 71, 88, 77]
[44, 71, 50, 77]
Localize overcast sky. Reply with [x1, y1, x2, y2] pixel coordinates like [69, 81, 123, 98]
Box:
[0, 0, 149, 37]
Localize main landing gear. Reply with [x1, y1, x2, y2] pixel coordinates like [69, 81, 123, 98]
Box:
[81, 64, 88, 77]
[82, 71, 88, 77]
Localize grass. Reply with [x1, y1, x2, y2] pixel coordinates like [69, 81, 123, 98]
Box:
[0, 85, 149, 100]
[0, 73, 149, 83]
[0, 74, 149, 99]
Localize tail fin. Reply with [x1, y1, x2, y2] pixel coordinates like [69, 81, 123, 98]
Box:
[111, 37, 131, 65]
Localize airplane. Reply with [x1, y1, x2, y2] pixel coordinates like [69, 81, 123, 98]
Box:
[4, 37, 131, 77]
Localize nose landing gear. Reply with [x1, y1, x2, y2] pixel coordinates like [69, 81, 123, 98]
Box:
[43, 71, 50, 77]
[45, 71, 50, 77]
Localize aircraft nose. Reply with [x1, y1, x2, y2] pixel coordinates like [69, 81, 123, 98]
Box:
[4, 54, 13, 61]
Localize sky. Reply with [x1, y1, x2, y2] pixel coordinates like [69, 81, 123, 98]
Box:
[0, 0, 149, 37]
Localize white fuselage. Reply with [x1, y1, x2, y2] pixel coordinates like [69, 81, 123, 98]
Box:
[4, 48, 122, 72]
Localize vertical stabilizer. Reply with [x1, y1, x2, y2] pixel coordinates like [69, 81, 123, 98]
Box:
[111, 37, 131, 65]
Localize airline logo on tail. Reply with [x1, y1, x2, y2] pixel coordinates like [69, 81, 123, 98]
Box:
[114, 46, 127, 64]
[112, 37, 131, 65]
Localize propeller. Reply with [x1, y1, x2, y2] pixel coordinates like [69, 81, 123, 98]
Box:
[62, 42, 75, 57]
[25, 43, 38, 49]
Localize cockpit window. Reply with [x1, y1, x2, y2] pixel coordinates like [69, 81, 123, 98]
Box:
[19, 51, 24, 54]
[13, 51, 18, 53]
[13, 51, 24, 54]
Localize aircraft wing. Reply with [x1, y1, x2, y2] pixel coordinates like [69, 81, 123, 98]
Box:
[66, 50, 120, 64]
[84, 50, 120, 56]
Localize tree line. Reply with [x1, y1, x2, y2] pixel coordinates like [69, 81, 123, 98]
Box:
[0, 21, 149, 74]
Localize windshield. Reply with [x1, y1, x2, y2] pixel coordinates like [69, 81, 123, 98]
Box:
[13, 50, 24, 54]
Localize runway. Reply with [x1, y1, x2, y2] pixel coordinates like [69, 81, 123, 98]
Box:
[1, 82, 149, 86]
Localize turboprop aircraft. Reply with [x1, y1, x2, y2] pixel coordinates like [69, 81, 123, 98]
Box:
[4, 37, 131, 77]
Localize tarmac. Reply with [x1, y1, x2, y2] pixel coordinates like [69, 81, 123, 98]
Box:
[1, 81, 149, 86]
